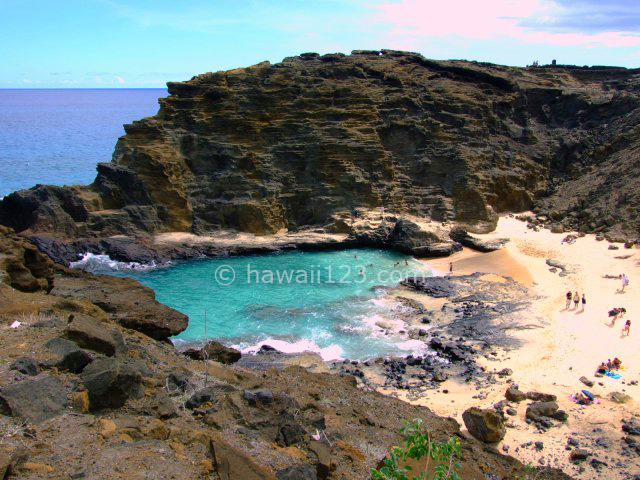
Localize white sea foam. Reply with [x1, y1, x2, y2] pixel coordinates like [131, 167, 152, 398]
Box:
[69, 252, 164, 272]
[233, 338, 344, 361]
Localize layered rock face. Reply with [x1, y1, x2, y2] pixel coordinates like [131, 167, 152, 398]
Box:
[1, 50, 639, 242]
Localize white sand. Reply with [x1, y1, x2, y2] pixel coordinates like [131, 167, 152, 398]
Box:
[402, 216, 639, 478]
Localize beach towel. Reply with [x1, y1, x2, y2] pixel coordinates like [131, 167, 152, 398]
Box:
[605, 371, 621, 379]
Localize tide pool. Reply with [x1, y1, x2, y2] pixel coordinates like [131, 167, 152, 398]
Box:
[99, 248, 432, 360]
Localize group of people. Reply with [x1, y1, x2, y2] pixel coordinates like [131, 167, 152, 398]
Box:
[596, 357, 623, 373]
[565, 291, 586, 311]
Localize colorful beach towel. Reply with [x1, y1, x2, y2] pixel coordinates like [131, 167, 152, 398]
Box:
[605, 371, 621, 379]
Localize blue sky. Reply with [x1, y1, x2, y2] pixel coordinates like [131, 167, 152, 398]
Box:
[1, 0, 639, 88]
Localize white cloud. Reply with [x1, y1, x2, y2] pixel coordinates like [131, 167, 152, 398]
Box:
[371, 0, 640, 48]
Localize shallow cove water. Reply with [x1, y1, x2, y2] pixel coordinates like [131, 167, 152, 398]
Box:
[96, 248, 432, 360]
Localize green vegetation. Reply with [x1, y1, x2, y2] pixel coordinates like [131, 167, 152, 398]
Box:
[371, 418, 462, 480]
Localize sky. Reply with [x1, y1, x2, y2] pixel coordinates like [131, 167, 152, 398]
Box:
[1, 0, 639, 88]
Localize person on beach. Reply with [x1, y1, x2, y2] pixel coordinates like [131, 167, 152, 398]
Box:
[609, 307, 626, 325]
[566, 291, 572, 309]
[613, 357, 622, 369]
[623, 319, 631, 336]
[620, 273, 629, 292]
[597, 362, 608, 374]
[449, 262, 453, 274]
[573, 291, 579, 310]
[581, 294, 586, 311]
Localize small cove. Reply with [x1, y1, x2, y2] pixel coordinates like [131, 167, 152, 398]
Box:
[79, 248, 433, 360]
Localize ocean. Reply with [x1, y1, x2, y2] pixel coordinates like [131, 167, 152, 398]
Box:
[0, 88, 167, 197]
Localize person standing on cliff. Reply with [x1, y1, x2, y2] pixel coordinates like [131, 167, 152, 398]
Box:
[380, 206, 385, 221]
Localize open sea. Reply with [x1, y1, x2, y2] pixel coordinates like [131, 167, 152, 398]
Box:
[2, 88, 433, 360]
[0, 88, 167, 197]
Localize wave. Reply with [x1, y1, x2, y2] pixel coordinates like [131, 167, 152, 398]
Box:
[232, 338, 345, 362]
[69, 252, 165, 273]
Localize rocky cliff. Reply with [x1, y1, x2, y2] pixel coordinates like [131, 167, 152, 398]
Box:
[1, 50, 639, 253]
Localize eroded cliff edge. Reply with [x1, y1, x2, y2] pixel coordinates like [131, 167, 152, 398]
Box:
[1, 50, 639, 261]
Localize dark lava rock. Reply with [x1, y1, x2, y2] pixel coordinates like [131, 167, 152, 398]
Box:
[505, 385, 527, 402]
[276, 465, 317, 480]
[80, 358, 144, 410]
[244, 389, 274, 407]
[45, 337, 93, 373]
[506, 408, 517, 416]
[526, 391, 557, 402]
[186, 386, 226, 409]
[571, 449, 590, 461]
[526, 401, 559, 421]
[64, 314, 124, 356]
[462, 407, 506, 443]
[277, 422, 306, 447]
[579, 376, 594, 388]
[9, 357, 39, 376]
[166, 371, 193, 392]
[258, 345, 280, 354]
[0, 376, 68, 423]
[139, 392, 179, 419]
[183, 341, 241, 364]
[433, 371, 448, 382]
[449, 228, 509, 252]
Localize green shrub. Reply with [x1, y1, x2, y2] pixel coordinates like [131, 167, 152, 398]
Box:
[372, 418, 461, 480]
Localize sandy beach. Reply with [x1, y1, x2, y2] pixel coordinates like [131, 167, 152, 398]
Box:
[388, 215, 640, 478]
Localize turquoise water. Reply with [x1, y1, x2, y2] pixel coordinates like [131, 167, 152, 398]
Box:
[118, 248, 432, 360]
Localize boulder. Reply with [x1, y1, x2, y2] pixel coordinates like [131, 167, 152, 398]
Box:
[166, 371, 193, 392]
[80, 358, 144, 410]
[609, 391, 632, 404]
[449, 228, 509, 252]
[243, 389, 274, 407]
[183, 341, 241, 364]
[276, 465, 317, 480]
[276, 422, 306, 446]
[51, 271, 188, 341]
[525, 401, 559, 421]
[45, 337, 93, 373]
[579, 376, 594, 388]
[505, 385, 527, 402]
[462, 407, 506, 443]
[525, 391, 557, 402]
[388, 219, 461, 257]
[138, 392, 178, 419]
[64, 314, 124, 356]
[185, 386, 232, 409]
[210, 433, 275, 480]
[0, 376, 68, 423]
[571, 449, 590, 461]
[9, 357, 39, 376]
[309, 440, 331, 480]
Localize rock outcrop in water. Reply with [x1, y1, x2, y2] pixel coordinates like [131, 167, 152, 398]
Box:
[2, 50, 639, 255]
